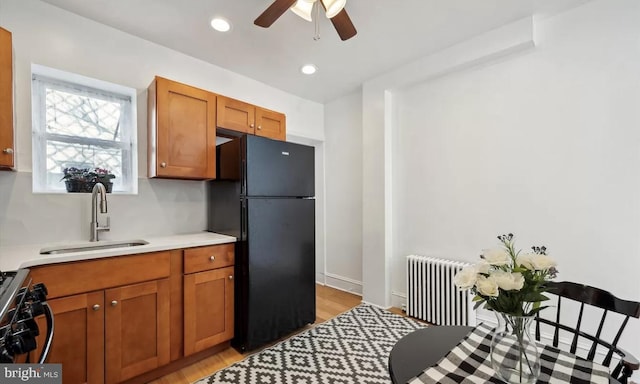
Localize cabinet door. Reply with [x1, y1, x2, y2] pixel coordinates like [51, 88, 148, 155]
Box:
[33, 292, 105, 384]
[184, 266, 234, 356]
[152, 77, 216, 179]
[0, 27, 14, 169]
[255, 107, 286, 141]
[105, 279, 170, 384]
[217, 96, 255, 134]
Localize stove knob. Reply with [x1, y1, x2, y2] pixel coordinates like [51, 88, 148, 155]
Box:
[10, 332, 36, 355]
[23, 319, 39, 337]
[0, 350, 14, 363]
[30, 302, 45, 317]
[32, 283, 49, 301]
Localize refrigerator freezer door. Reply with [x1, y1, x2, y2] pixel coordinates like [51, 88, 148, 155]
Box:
[245, 135, 314, 198]
[241, 197, 316, 351]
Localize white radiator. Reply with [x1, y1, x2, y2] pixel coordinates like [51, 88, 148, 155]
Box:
[406, 255, 476, 326]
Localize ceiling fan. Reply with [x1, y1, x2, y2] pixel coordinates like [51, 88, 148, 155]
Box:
[254, 0, 357, 41]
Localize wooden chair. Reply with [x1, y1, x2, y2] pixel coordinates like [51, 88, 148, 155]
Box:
[534, 281, 640, 384]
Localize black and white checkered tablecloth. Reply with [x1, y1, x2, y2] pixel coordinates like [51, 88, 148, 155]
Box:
[407, 323, 611, 384]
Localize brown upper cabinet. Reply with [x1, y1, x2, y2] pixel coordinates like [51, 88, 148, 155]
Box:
[148, 76, 217, 179]
[0, 27, 14, 169]
[217, 95, 286, 141]
[216, 96, 255, 135]
[256, 106, 287, 141]
[148, 77, 287, 180]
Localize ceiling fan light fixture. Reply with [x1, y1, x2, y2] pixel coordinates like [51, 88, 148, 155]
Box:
[290, 0, 314, 22]
[254, 0, 356, 41]
[321, 0, 346, 18]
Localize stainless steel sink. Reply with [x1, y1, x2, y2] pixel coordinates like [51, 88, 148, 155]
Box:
[39, 239, 149, 255]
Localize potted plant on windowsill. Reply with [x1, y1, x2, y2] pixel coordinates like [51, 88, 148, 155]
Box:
[61, 167, 116, 193]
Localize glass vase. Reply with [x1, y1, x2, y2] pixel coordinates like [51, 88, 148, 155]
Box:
[490, 313, 541, 384]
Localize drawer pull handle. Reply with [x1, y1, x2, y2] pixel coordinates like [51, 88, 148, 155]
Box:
[2, 148, 13, 154]
[111, 300, 118, 307]
[229, 275, 233, 280]
[210, 256, 215, 261]
[93, 304, 100, 311]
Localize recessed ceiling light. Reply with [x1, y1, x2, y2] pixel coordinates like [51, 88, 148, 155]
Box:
[210, 17, 231, 32]
[301, 64, 317, 75]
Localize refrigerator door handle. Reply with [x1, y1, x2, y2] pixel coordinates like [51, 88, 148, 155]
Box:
[241, 199, 248, 240]
[241, 159, 247, 196]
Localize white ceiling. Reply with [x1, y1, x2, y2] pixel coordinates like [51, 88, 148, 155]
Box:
[41, 0, 590, 103]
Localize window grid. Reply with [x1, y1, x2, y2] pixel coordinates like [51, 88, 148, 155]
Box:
[32, 74, 135, 193]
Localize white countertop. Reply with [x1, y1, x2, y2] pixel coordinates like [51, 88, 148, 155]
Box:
[0, 232, 236, 271]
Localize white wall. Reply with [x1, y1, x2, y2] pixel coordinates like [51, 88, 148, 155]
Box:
[323, 90, 363, 294]
[0, 0, 324, 246]
[362, 15, 536, 308]
[392, 0, 639, 359]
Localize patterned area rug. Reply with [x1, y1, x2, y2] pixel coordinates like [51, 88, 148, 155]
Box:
[194, 304, 426, 384]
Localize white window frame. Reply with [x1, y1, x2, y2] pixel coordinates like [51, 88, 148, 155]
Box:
[31, 65, 138, 194]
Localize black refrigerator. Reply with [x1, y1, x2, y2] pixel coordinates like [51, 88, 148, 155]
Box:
[207, 134, 316, 351]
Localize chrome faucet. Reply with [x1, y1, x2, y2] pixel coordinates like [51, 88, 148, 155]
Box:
[90, 182, 110, 242]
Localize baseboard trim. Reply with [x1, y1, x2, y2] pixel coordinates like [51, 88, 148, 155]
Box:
[391, 291, 406, 310]
[324, 272, 363, 295]
[360, 300, 389, 310]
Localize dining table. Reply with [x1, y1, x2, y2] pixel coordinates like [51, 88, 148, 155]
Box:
[388, 324, 618, 384]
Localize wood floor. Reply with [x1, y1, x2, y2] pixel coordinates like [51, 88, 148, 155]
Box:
[148, 284, 366, 384]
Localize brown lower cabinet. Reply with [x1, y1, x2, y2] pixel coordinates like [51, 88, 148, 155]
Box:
[37, 292, 105, 384]
[184, 266, 234, 356]
[105, 279, 170, 383]
[34, 280, 170, 384]
[29, 244, 234, 384]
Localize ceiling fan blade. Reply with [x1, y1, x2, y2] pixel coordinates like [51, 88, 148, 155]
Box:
[328, 9, 357, 41]
[254, 0, 298, 28]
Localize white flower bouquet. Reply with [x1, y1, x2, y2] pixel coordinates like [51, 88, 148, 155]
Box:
[454, 233, 558, 316]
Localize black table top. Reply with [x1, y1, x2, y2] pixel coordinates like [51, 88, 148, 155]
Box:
[388, 326, 473, 384]
[388, 325, 621, 384]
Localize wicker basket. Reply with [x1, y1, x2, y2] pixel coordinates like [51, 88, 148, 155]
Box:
[64, 180, 113, 193]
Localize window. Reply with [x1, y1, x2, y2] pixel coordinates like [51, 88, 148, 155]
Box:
[32, 66, 137, 193]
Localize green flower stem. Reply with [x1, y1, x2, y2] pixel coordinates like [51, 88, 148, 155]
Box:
[509, 315, 535, 381]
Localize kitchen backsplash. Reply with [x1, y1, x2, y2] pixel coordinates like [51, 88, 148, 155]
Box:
[0, 171, 207, 246]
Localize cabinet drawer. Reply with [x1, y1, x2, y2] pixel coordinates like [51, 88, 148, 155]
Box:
[184, 243, 234, 274]
[29, 251, 171, 299]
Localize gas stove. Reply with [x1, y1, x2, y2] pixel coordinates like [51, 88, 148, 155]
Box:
[0, 269, 53, 363]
